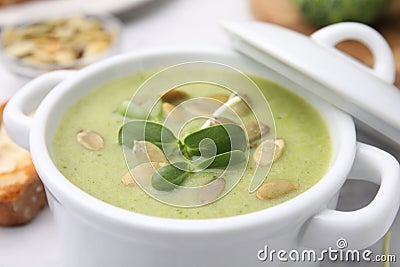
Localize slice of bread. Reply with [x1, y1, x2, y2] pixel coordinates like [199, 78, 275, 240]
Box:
[0, 102, 47, 226]
[0, 0, 29, 7]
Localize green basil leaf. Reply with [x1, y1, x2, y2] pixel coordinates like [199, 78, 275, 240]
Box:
[118, 121, 178, 151]
[195, 150, 246, 170]
[151, 162, 190, 191]
[183, 123, 247, 158]
[118, 100, 150, 120]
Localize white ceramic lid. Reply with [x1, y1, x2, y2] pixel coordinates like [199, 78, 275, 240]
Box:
[222, 21, 400, 146]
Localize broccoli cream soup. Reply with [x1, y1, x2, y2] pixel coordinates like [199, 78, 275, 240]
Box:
[52, 71, 331, 219]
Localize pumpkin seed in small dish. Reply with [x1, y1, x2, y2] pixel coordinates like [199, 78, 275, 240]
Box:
[0, 13, 121, 78]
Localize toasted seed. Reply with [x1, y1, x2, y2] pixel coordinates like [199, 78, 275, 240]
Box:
[162, 102, 185, 121]
[199, 178, 226, 203]
[229, 94, 252, 116]
[19, 23, 52, 37]
[2, 15, 114, 64]
[124, 162, 167, 186]
[244, 121, 270, 142]
[42, 39, 62, 53]
[121, 171, 136, 186]
[256, 180, 300, 200]
[161, 89, 188, 103]
[133, 140, 168, 163]
[52, 25, 76, 39]
[83, 40, 110, 57]
[77, 130, 104, 151]
[248, 143, 257, 149]
[253, 138, 285, 166]
[1, 27, 17, 46]
[207, 93, 229, 103]
[162, 102, 175, 116]
[53, 49, 77, 63]
[29, 49, 53, 63]
[5, 41, 35, 57]
[22, 55, 42, 65]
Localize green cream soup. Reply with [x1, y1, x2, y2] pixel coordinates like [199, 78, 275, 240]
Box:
[52, 71, 331, 219]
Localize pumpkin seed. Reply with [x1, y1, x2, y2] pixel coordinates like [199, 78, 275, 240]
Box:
[229, 94, 252, 116]
[256, 180, 300, 200]
[123, 162, 167, 186]
[161, 89, 188, 103]
[121, 171, 136, 186]
[30, 49, 54, 63]
[1, 15, 115, 65]
[83, 40, 110, 57]
[199, 178, 226, 203]
[162, 102, 185, 121]
[244, 121, 270, 142]
[5, 41, 35, 57]
[1, 27, 17, 46]
[52, 25, 76, 39]
[133, 140, 168, 163]
[207, 93, 230, 103]
[77, 130, 104, 151]
[19, 23, 52, 37]
[248, 143, 257, 149]
[53, 49, 76, 63]
[253, 138, 285, 166]
[162, 102, 175, 115]
[42, 39, 62, 53]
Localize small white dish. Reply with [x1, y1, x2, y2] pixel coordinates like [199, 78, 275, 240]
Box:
[3, 23, 400, 267]
[0, 12, 122, 78]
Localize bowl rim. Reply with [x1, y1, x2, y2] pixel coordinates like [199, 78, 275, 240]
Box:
[30, 48, 356, 239]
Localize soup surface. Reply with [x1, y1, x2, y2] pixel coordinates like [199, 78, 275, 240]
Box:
[52, 71, 331, 219]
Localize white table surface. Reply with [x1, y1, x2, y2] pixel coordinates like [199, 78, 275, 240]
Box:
[0, 0, 399, 266]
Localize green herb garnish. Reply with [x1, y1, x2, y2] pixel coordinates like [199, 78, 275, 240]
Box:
[151, 162, 190, 191]
[118, 120, 178, 150]
[183, 124, 247, 157]
[118, 100, 164, 122]
[118, 100, 150, 120]
[119, 121, 247, 191]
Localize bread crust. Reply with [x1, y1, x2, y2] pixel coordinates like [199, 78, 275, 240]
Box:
[0, 102, 47, 226]
[0, 0, 28, 7]
[0, 174, 46, 226]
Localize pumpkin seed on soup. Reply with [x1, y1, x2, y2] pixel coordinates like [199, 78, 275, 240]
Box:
[161, 89, 188, 103]
[76, 130, 104, 151]
[256, 180, 300, 200]
[133, 140, 168, 163]
[253, 138, 285, 166]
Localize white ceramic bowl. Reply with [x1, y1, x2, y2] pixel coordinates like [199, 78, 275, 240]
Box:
[4, 48, 400, 267]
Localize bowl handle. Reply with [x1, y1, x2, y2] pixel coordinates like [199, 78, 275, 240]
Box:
[3, 70, 75, 150]
[300, 142, 400, 249]
[311, 22, 395, 84]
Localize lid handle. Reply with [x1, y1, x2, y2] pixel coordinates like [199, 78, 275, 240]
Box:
[311, 22, 395, 84]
